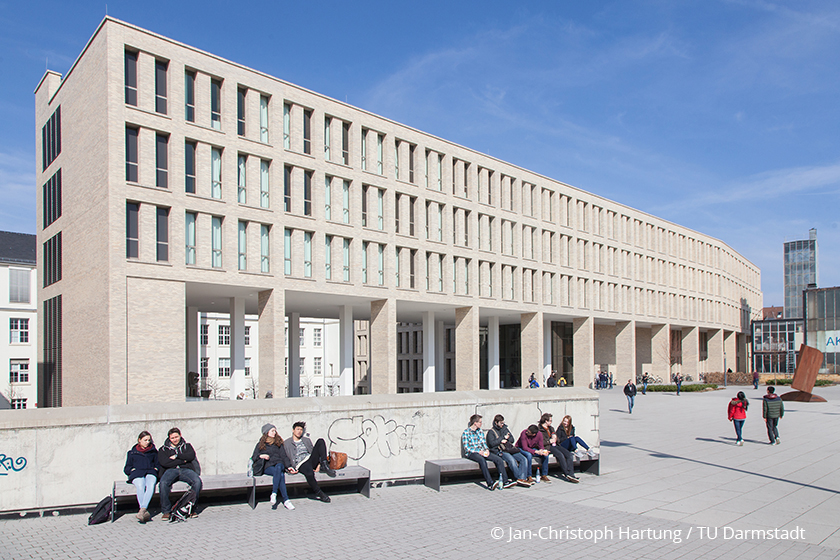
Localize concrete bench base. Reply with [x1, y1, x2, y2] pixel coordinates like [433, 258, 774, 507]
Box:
[424, 453, 599, 491]
[112, 466, 370, 520]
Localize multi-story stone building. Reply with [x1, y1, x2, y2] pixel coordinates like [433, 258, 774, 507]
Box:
[34, 18, 762, 406]
[0, 231, 37, 409]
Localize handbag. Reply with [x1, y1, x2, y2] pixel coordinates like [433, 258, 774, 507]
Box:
[500, 441, 520, 454]
[328, 451, 347, 470]
[251, 457, 265, 477]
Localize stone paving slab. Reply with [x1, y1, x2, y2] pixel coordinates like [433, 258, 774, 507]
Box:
[2, 383, 840, 559]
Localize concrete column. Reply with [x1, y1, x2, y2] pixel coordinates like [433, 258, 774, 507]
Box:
[736, 332, 748, 372]
[615, 320, 636, 384]
[338, 305, 354, 396]
[422, 311, 436, 392]
[521, 312, 543, 388]
[455, 306, 480, 390]
[724, 330, 737, 373]
[487, 316, 500, 390]
[707, 329, 723, 372]
[543, 319, 552, 384]
[288, 312, 301, 397]
[681, 326, 699, 380]
[572, 317, 594, 388]
[650, 323, 670, 381]
[435, 319, 445, 390]
[370, 299, 397, 394]
[186, 307, 199, 394]
[229, 297, 246, 399]
[258, 289, 283, 399]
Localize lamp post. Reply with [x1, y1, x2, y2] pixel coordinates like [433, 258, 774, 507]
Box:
[724, 351, 727, 387]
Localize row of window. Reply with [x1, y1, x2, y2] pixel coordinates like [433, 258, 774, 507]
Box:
[42, 107, 61, 171]
[199, 324, 251, 346]
[43, 169, 62, 229]
[200, 356, 252, 378]
[282, 327, 324, 348]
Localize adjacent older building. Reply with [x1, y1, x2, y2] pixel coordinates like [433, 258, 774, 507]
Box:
[0, 231, 37, 409]
[34, 17, 762, 406]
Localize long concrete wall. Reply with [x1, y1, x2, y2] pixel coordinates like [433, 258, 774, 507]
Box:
[0, 388, 598, 511]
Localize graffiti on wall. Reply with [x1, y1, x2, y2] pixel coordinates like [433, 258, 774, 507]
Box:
[0, 454, 26, 475]
[328, 414, 416, 460]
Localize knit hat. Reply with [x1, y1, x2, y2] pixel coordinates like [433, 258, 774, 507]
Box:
[262, 423, 276, 435]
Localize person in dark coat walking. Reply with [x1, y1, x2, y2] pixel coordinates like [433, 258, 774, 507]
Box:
[762, 386, 784, 445]
[124, 430, 160, 523]
[624, 380, 637, 414]
[252, 424, 295, 510]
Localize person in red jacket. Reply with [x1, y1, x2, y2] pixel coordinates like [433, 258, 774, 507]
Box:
[727, 391, 749, 446]
[517, 425, 551, 482]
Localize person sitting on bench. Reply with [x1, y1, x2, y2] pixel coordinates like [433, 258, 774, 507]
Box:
[282, 421, 335, 503]
[461, 414, 510, 491]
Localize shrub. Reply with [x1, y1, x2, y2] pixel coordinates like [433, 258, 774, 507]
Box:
[766, 378, 834, 387]
[645, 383, 718, 392]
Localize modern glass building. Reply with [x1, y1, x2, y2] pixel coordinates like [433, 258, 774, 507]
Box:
[784, 229, 818, 319]
[751, 318, 803, 374]
[804, 287, 840, 374]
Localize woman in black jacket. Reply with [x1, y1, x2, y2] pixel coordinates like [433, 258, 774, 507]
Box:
[253, 424, 294, 510]
[124, 430, 160, 522]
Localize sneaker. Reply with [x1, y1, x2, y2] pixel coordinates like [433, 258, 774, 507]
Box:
[587, 449, 598, 458]
[775, 438, 781, 445]
[490, 481, 500, 491]
[143, 509, 151, 522]
[736, 440, 743, 446]
[526, 476, 535, 484]
[161, 513, 170, 520]
[136, 508, 146, 523]
[269, 493, 277, 506]
[540, 476, 551, 483]
[566, 475, 580, 484]
[283, 500, 295, 510]
[316, 491, 331, 503]
[503, 480, 516, 489]
[517, 479, 533, 488]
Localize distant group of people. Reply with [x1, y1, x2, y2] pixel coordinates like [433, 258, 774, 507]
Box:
[594, 372, 613, 389]
[123, 421, 335, 523]
[462, 412, 597, 491]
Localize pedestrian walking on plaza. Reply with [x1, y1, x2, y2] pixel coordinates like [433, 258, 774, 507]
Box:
[675, 372, 683, 395]
[252, 424, 295, 510]
[624, 379, 637, 414]
[762, 386, 784, 445]
[124, 430, 159, 523]
[753, 371, 760, 390]
[642, 372, 650, 395]
[158, 427, 203, 520]
[609, 373, 613, 389]
[727, 391, 749, 446]
[462, 414, 509, 490]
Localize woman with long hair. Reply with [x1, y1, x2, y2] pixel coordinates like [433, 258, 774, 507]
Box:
[253, 424, 295, 510]
[728, 391, 749, 446]
[123, 430, 160, 523]
[558, 415, 597, 458]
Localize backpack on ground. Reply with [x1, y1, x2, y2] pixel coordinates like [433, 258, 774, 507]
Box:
[88, 495, 113, 525]
[169, 488, 197, 522]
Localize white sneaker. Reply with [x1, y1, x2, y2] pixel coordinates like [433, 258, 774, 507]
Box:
[283, 500, 295, 510]
[587, 449, 598, 457]
[269, 493, 277, 506]
[575, 450, 587, 459]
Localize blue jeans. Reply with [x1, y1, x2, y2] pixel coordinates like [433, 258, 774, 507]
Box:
[467, 452, 508, 487]
[643, 382, 648, 394]
[500, 451, 529, 480]
[627, 395, 634, 413]
[520, 450, 549, 477]
[676, 381, 682, 395]
[131, 474, 157, 509]
[159, 467, 202, 514]
[733, 419, 744, 441]
[559, 436, 589, 452]
[264, 465, 290, 502]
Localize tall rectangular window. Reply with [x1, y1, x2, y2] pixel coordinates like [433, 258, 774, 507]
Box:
[362, 241, 368, 284]
[124, 50, 137, 106]
[284, 228, 292, 275]
[126, 203, 139, 258]
[283, 103, 291, 149]
[261, 225, 270, 273]
[284, 165, 292, 212]
[211, 147, 222, 199]
[438, 254, 444, 292]
[342, 122, 350, 165]
[156, 133, 168, 188]
[260, 160, 270, 208]
[395, 141, 400, 179]
[409, 145, 415, 183]
[155, 59, 168, 114]
[237, 87, 246, 136]
[325, 235, 332, 280]
[410, 249, 416, 288]
[210, 79, 222, 130]
[156, 206, 169, 262]
[41, 107, 61, 171]
[342, 180, 350, 224]
[361, 128, 367, 170]
[362, 185, 368, 227]
[125, 127, 138, 183]
[378, 243, 385, 286]
[185, 70, 196, 122]
[409, 196, 416, 236]
[314, 328, 322, 347]
[237, 154, 247, 204]
[303, 109, 312, 154]
[303, 171, 312, 216]
[437, 154, 443, 191]
[43, 295, 62, 407]
[10, 319, 29, 343]
[260, 95, 269, 143]
[218, 357, 231, 377]
[324, 176, 332, 220]
[395, 247, 401, 287]
[42, 169, 62, 228]
[324, 116, 331, 160]
[437, 204, 443, 242]
[185, 212, 196, 264]
[10, 359, 29, 383]
[185, 141, 196, 193]
[395, 193, 401, 233]
[377, 188, 384, 230]
[304, 231, 312, 278]
[211, 216, 222, 268]
[376, 134, 383, 175]
[343, 238, 350, 282]
[238, 221, 247, 270]
[9, 269, 30, 304]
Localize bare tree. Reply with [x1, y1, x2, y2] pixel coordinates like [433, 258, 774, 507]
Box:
[246, 376, 259, 399]
[203, 377, 228, 400]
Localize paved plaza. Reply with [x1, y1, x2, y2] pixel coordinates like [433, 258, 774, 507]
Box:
[2, 383, 840, 559]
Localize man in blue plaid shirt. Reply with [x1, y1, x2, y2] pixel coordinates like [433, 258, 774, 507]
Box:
[462, 414, 510, 490]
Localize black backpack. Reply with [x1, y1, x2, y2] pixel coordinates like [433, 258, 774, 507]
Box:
[169, 488, 197, 522]
[87, 496, 113, 525]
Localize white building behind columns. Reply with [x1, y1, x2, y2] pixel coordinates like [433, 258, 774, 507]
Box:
[34, 18, 762, 406]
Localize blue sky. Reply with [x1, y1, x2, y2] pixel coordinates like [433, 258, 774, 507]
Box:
[1, 0, 838, 307]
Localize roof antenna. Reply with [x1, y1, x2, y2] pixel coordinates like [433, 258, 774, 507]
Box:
[105, 4, 108, 16]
